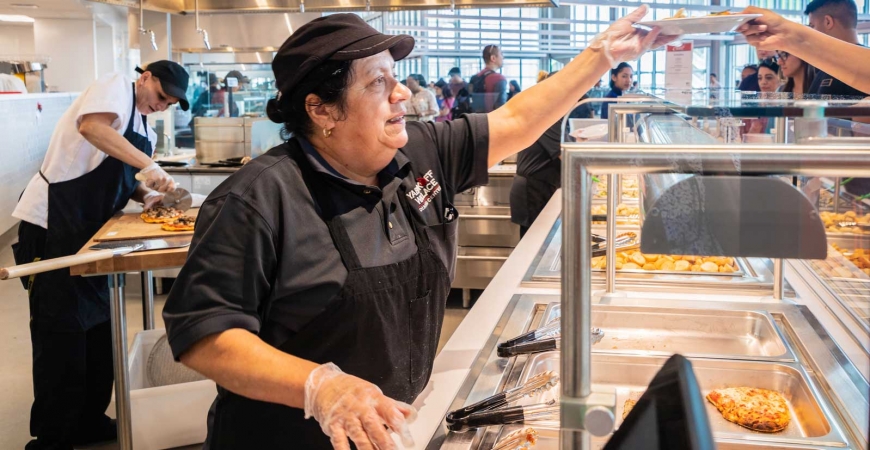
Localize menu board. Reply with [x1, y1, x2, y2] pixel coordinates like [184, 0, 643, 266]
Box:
[665, 42, 694, 104]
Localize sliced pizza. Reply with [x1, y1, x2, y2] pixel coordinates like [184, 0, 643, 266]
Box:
[161, 215, 196, 232]
[141, 206, 183, 223]
[706, 387, 790, 432]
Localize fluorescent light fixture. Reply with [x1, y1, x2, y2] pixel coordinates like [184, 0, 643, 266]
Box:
[10, 3, 39, 8]
[284, 13, 293, 34]
[255, 52, 263, 63]
[0, 14, 34, 22]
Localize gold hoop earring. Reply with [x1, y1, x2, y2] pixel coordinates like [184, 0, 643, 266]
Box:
[323, 128, 332, 138]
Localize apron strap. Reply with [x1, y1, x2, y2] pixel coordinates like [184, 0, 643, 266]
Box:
[127, 83, 147, 136]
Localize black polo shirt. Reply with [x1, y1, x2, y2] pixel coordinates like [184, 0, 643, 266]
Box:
[808, 66, 869, 99]
[516, 119, 561, 183]
[163, 114, 489, 359]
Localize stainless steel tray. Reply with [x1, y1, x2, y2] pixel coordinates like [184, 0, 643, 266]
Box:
[516, 353, 847, 447]
[491, 426, 847, 450]
[539, 303, 795, 362]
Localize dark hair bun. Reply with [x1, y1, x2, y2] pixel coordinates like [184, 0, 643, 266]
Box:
[266, 97, 285, 124]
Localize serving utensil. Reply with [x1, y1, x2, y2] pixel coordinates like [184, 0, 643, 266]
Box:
[497, 328, 604, 357]
[447, 400, 559, 431]
[446, 372, 560, 423]
[492, 427, 539, 450]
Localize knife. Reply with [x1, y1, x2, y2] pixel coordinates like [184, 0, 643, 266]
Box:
[0, 237, 191, 280]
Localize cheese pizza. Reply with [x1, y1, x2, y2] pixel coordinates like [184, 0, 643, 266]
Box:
[141, 206, 183, 223]
[706, 387, 790, 432]
[161, 215, 196, 232]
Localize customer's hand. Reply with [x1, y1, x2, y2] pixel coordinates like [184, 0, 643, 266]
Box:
[736, 6, 800, 52]
[137, 162, 176, 193]
[590, 5, 680, 67]
[305, 363, 417, 450]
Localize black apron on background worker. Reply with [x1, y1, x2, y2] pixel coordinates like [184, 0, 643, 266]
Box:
[203, 141, 450, 449]
[510, 119, 562, 237]
[12, 85, 152, 450]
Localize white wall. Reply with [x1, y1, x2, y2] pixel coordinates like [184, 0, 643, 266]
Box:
[0, 24, 35, 56]
[96, 25, 115, 78]
[33, 19, 97, 92]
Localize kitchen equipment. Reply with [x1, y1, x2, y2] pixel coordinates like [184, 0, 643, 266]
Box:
[497, 328, 604, 357]
[0, 238, 190, 280]
[591, 232, 640, 257]
[447, 400, 559, 432]
[161, 188, 193, 212]
[446, 371, 560, 423]
[94, 209, 200, 242]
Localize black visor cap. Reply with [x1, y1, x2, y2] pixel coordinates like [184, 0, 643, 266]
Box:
[136, 60, 190, 111]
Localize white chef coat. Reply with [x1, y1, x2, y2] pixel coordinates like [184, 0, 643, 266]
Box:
[13, 73, 157, 229]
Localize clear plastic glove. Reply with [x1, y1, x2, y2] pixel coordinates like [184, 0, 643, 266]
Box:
[305, 363, 417, 450]
[137, 162, 176, 193]
[142, 190, 164, 210]
[588, 5, 681, 68]
[735, 6, 797, 52]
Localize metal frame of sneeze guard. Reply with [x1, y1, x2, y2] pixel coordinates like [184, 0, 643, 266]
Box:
[559, 143, 870, 450]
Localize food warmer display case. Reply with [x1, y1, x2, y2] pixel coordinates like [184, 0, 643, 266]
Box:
[426, 97, 870, 450]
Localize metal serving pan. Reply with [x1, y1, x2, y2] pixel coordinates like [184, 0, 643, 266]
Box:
[515, 353, 847, 447]
[491, 426, 847, 450]
[539, 304, 795, 362]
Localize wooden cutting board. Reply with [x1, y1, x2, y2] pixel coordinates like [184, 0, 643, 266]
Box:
[94, 208, 200, 242]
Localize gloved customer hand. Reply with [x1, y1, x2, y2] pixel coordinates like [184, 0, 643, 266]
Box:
[589, 5, 680, 68]
[305, 362, 417, 450]
[137, 162, 176, 193]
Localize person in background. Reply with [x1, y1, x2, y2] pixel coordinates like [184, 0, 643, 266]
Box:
[537, 70, 549, 84]
[470, 44, 508, 113]
[212, 70, 244, 117]
[746, 59, 781, 134]
[0, 73, 27, 93]
[631, 80, 639, 91]
[710, 73, 721, 89]
[436, 85, 454, 122]
[406, 73, 439, 122]
[12, 61, 185, 450]
[594, 79, 603, 89]
[804, 0, 866, 98]
[508, 80, 521, 100]
[737, 64, 760, 91]
[447, 67, 467, 98]
[778, 51, 811, 97]
[601, 62, 633, 120]
[427, 80, 439, 97]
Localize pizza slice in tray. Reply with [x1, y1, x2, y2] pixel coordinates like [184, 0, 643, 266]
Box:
[141, 206, 183, 223]
[706, 387, 790, 432]
[161, 215, 196, 232]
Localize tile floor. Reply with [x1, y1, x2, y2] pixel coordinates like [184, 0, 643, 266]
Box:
[0, 225, 472, 450]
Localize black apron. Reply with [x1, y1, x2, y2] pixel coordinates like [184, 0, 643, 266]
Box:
[204, 140, 450, 449]
[14, 83, 151, 332]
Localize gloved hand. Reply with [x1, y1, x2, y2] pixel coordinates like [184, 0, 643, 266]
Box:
[305, 363, 417, 450]
[588, 5, 681, 68]
[142, 190, 164, 210]
[137, 162, 176, 193]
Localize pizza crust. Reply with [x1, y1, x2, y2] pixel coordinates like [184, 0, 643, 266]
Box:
[161, 215, 196, 232]
[706, 387, 790, 432]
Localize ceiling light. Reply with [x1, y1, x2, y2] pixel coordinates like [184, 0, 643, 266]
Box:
[0, 14, 35, 22]
[10, 3, 39, 8]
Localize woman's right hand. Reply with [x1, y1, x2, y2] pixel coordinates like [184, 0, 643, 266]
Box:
[304, 363, 417, 450]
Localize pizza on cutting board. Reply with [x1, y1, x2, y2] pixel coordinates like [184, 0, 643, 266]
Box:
[706, 387, 790, 432]
[161, 216, 196, 232]
[141, 206, 184, 223]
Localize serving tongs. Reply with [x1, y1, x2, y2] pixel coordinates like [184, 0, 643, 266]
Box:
[447, 400, 559, 431]
[838, 221, 870, 231]
[492, 427, 539, 450]
[591, 232, 639, 258]
[497, 328, 604, 357]
[446, 371, 560, 424]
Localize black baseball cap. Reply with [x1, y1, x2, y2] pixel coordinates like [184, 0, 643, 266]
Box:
[273, 14, 414, 99]
[136, 60, 190, 111]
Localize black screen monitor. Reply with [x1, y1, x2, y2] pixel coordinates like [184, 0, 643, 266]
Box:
[604, 354, 716, 450]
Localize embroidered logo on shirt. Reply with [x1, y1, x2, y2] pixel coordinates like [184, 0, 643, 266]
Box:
[820, 78, 833, 87]
[407, 170, 442, 212]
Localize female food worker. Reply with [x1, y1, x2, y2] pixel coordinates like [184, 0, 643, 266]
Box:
[12, 60, 185, 450]
[163, 11, 674, 450]
[601, 62, 634, 120]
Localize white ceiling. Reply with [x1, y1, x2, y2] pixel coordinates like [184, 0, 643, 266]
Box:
[0, 0, 96, 20]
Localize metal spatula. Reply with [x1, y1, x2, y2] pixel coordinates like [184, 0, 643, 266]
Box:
[0, 237, 190, 280]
